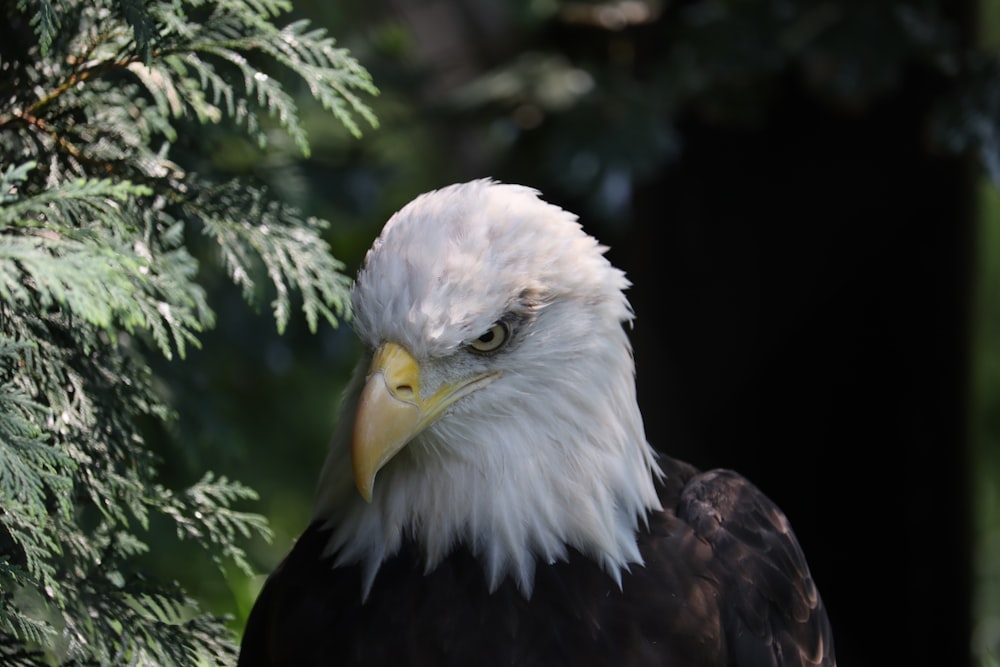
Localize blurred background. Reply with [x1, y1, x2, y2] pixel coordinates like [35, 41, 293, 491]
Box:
[143, 1, 999, 665]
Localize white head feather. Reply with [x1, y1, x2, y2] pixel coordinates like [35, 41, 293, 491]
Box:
[313, 179, 662, 598]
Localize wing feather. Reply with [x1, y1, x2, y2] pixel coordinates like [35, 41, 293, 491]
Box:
[677, 469, 835, 667]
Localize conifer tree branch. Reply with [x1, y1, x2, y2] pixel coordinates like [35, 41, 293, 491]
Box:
[0, 0, 377, 663]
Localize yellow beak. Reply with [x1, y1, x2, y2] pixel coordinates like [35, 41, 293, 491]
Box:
[351, 342, 500, 502]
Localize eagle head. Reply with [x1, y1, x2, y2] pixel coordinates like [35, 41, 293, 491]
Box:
[312, 179, 661, 597]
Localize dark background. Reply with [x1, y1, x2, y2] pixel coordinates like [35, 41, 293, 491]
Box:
[629, 72, 973, 666]
[161, 2, 997, 666]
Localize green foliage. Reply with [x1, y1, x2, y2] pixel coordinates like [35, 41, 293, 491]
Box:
[0, 0, 376, 664]
[191, 181, 352, 334]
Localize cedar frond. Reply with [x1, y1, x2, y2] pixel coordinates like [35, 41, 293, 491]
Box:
[0, 0, 375, 662]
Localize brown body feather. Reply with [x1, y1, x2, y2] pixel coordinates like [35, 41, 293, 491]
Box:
[238, 456, 835, 667]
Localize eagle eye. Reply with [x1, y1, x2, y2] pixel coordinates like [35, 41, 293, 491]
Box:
[468, 321, 511, 355]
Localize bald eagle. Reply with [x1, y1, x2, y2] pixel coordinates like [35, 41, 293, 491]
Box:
[237, 180, 836, 666]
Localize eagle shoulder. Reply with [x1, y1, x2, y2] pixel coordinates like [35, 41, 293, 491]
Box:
[672, 466, 836, 667]
[239, 462, 836, 667]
